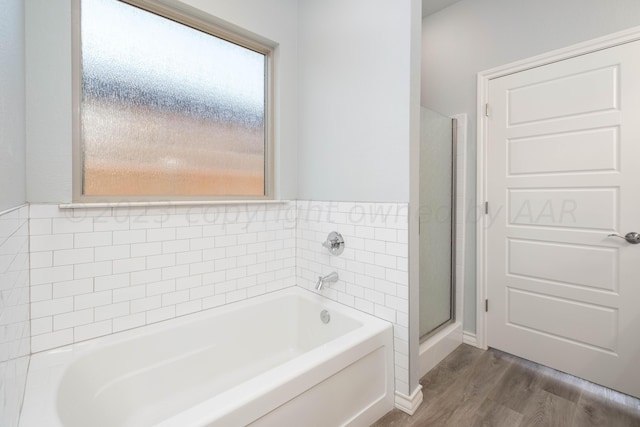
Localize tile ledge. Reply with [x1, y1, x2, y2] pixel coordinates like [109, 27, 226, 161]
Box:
[0, 203, 28, 217]
[59, 200, 291, 209]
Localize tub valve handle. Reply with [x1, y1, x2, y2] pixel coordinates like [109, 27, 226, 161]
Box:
[322, 232, 345, 256]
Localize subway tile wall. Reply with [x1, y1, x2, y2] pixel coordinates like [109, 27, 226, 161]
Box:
[0, 206, 30, 427]
[29, 203, 297, 352]
[27, 201, 410, 397]
[296, 201, 410, 396]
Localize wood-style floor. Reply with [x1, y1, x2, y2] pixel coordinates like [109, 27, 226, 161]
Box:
[372, 344, 640, 427]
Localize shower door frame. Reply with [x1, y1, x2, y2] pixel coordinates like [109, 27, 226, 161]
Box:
[419, 117, 458, 343]
[416, 113, 467, 379]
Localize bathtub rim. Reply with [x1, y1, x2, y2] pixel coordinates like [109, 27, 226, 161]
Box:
[44, 285, 388, 359]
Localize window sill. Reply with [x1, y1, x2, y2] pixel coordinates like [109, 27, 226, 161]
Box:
[59, 200, 291, 209]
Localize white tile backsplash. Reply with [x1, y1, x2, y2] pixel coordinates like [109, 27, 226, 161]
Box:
[29, 203, 297, 353]
[295, 200, 410, 395]
[22, 200, 410, 404]
[0, 206, 30, 427]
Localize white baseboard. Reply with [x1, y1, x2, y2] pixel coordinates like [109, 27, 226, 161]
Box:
[394, 385, 423, 415]
[463, 331, 478, 347]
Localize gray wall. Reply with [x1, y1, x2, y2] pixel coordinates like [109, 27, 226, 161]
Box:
[422, 0, 640, 333]
[25, 0, 72, 204]
[25, 0, 299, 203]
[297, 0, 414, 203]
[24, 0, 416, 205]
[297, 0, 421, 393]
[0, 0, 26, 211]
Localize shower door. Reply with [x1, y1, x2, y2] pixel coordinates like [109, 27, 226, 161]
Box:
[419, 108, 456, 339]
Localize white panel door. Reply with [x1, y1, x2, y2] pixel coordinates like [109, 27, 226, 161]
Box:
[486, 40, 640, 398]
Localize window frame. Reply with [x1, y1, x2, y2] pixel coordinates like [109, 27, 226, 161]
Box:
[71, 0, 275, 203]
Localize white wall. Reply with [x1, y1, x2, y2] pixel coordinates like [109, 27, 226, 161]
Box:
[297, 0, 414, 203]
[25, 0, 299, 203]
[421, 0, 640, 333]
[0, 0, 27, 212]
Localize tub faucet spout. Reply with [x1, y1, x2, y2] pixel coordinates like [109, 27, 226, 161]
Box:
[315, 272, 339, 291]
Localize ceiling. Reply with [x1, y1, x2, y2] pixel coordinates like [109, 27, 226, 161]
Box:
[422, 0, 463, 17]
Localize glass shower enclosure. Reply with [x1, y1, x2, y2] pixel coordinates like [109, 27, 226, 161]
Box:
[419, 107, 457, 340]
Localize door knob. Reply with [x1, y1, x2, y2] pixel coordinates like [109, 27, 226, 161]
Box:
[607, 232, 640, 244]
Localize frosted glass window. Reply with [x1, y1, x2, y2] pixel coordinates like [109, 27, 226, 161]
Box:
[80, 0, 267, 197]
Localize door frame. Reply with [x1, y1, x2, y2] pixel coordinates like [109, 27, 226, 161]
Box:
[476, 25, 640, 350]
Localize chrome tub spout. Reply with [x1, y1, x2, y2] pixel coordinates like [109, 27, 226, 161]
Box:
[315, 272, 339, 291]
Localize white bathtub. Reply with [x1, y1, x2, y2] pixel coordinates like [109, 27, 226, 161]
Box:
[19, 287, 394, 427]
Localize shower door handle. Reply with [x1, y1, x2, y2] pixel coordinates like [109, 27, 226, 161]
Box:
[608, 232, 640, 244]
